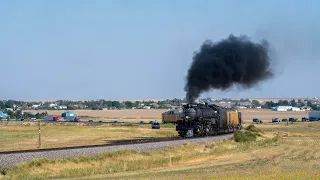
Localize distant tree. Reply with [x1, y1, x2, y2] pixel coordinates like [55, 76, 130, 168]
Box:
[133, 101, 141, 108]
[35, 112, 48, 119]
[251, 100, 261, 107]
[290, 99, 297, 107]
[5, 100, 15, 108]
[307, 101, 313, 107]
[263, 101, 278, 109]
[278, 100, 290, 106]
[124, 101, 133, 109]
[15, 110, 23, 119]
[67, 105, 76, 110]
[103, 101, 113, 108]
[0, 101, 5, 109]
[111, 101, 121, 109]
[297, 99, 305, 107]
[239, 98, 250, 102]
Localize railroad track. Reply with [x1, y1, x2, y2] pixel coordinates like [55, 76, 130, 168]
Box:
[0, 136, 183, 155]
[0, 133, 234, 167]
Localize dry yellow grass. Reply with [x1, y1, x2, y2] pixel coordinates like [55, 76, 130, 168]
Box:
[240, 109, 308, 122]
[2, 122, 320, 180]
[26, 109, 166, 119]
[0, 122, 177, 152]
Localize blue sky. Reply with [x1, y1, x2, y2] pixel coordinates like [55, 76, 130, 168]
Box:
[1, 0, 319, 100]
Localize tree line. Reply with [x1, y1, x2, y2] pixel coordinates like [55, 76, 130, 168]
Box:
[1, 98, 319, 111]
[258, 99, 320, 110]
[0, 99, 185, 111]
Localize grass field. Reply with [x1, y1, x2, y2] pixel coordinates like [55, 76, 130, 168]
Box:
[0, 109, 310, 152]
[1, 122, 320, 179]
[25, 109, 309, 123]
[0, 122, 177, 152]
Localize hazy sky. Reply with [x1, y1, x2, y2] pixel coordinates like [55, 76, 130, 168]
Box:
[1, 0, 319, 100]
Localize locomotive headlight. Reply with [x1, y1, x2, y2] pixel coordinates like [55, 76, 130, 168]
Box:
[186, 116, 189, 119]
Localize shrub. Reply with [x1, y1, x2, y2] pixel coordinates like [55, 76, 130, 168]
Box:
[0, 167, 7, 175]
[234, 130, 257, 142]
[246, 124, 261, 133]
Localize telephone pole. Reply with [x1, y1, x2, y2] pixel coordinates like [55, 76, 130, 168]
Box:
[38, 120, 41, 148]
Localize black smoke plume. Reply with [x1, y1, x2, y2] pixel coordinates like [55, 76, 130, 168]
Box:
[185, 34, 274, 103]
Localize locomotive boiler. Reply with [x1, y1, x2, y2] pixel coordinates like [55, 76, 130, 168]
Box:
[176, 103, 242, 137]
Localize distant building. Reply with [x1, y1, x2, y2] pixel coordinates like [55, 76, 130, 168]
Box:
[49, 103, 57, 108]
[289, 107, 302, 111]
[32, 105, 40, 109]
[238, 106, 247, 109]
[273, 106, 292, 111]
[273, 106, 302, 111]
[58, 106, 67, 109]
[301, 106, 312, 111]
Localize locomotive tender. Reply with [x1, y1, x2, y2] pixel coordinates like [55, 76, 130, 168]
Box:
[176, 103, 242, 137]
[162, 109, 184, 124]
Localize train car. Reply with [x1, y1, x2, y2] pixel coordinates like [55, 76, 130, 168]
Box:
[176, 103, 242, 137]
[162, 109, 184, 124]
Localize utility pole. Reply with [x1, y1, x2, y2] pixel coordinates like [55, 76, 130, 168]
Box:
[38, 120, 41, 148]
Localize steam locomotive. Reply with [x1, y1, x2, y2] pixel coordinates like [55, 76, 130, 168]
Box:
[176, 103, 242, 137]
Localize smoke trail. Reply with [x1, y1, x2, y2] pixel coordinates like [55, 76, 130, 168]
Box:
[185, 34, 274, 103]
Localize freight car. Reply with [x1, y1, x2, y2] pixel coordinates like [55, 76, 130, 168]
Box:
[176, 103, 242, 137]
[162, 109, 184, 124]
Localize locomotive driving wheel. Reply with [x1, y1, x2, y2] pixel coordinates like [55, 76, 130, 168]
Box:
[195, 124, 202, 136]
[195, 121, 211, 137]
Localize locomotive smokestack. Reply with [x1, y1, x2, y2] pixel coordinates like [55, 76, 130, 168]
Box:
[184, 34, 275, 103]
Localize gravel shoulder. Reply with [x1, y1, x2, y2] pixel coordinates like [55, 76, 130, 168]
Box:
[0, 134, 233, 167]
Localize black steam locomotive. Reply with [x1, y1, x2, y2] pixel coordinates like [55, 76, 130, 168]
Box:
[176, 103, 242, 137]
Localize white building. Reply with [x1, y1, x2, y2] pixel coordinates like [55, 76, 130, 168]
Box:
[238, 106, 247, 109]
[274, 106, 292, 111]
[49, 103, 57, 108]
[274, 106, 302, 111]
[58, 106, 67, 109]
[32, 105, 40, 109]
[301, 106, 312, 111]
[289, 107, 302, 111]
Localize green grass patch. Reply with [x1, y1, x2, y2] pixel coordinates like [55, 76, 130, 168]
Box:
[233, 130, 257, 142]
[233, 125, 263, 142]
[246, 124, 261, 133]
